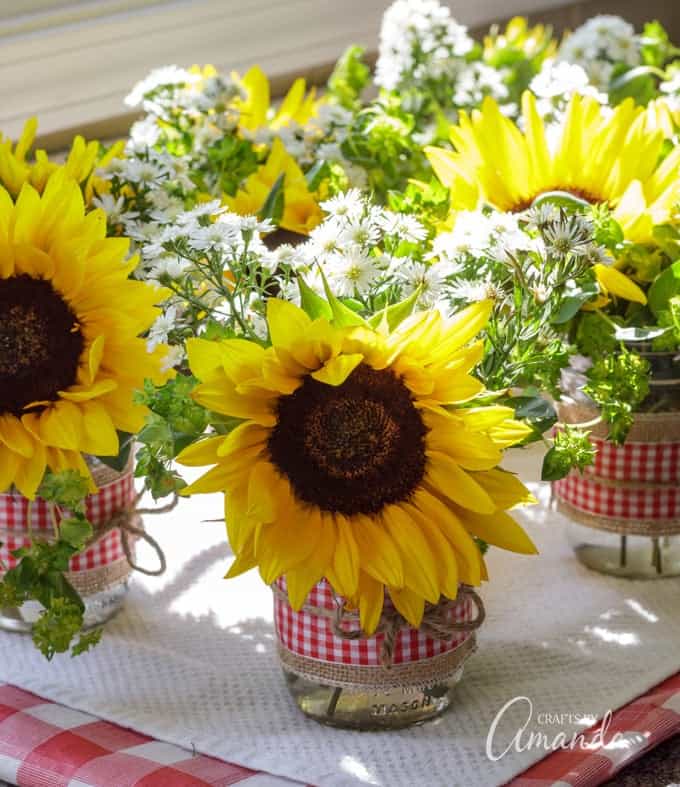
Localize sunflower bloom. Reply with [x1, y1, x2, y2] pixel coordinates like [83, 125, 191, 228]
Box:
[426, 92, 680, 302]
[177, 298, 537, 633]
[225, 138, 323, 234]
[426, 92, 680, 240]
[0, 170, 170, 498]
[233, 66, 322, 133]
[0, 118, 123, 201]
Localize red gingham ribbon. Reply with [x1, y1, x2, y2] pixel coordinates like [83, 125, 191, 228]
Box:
[553, 437, 680, 522]
[0, 472, 135, 573]
[274, 578, 473, 667]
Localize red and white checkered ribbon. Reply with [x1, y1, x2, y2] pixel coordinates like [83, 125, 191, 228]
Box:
[0, 471, 135, 573]
[274, 577, 473, 667]
[553, 437, 680, 525]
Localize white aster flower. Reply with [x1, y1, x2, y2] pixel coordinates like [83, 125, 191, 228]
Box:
[92, 194, 139, 225]
[326, 248, 377, 296]
[161, 345, 185, 372]
[320, 189, 365, 220]
[338, 216, 382, 248]
[125, 65, 198, 107]
[375, 0, 473, 91]
[176, 200, 226, 225]
[432, 212, 495, 261]
[147, 306, 179, 351]
[379, 212, 428, 243]
[146, 253, 190, 281]
[128, 117, 161, 148]
[189, 222, 239, 252]
[557, 16, 640, 87]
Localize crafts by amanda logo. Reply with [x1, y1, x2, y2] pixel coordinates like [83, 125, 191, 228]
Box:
[486, 696, 625, 761]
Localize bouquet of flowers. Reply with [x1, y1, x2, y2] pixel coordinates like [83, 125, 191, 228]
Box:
[0, 122, 171, 657]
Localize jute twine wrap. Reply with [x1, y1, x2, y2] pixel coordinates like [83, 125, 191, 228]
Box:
[554, 402, 680, 537]
[0, 461, 175, 597]
[274, 583, 484, 691]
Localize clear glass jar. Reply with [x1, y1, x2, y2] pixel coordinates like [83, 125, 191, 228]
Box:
[0, 580, 129, 633]
[566, 521, 680, 579]
[282, 665, 466, 730]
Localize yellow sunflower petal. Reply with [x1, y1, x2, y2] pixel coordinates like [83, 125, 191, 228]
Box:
[383, 504, 440, 603]
[389, 586, 425, 629]
[357, 572, 384, 636]
[0, 414, 34, 458]
[426, 451, 496, 514]
[351, 515, 404, 588]
[593, 263, 647, 305]
[331, 514, 361, 597]
[459, 509, 538, 555]
[471, 468, 537, 510]
[311, 353, 363, 386]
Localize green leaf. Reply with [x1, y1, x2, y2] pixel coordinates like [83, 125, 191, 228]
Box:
[648, 260, 680, 317]
[368, 286, 421, 331]
[59, 517, 93, 550]
[319, 268, 367, 327]
[614, 325, 669, 342]
[298, 276, 332, 320]
[610, 64, 667, 90]
[531, 191, 591, 212]
[305, 160, 329, 191]
[652, 224, 680, 260]
[72, 628, 103, 657]
[508, 394, 557, 439]
[97, 431, 134, 472]
[259, 173, 285, 224]
[552, 281, 599, 324]
[541, 446, 569, 481]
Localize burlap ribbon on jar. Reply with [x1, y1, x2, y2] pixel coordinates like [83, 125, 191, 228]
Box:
[554, 403, 680, 537]
[0, 461, 176, 597]
[273, 583, 484, 691]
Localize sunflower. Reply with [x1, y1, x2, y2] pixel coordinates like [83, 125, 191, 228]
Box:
[233, 66, 321, 134]
[0, 169, 170, 499]
[225, 138, 323, 235]
[177, 298, 537, 633]
[426, 92, 680, 303]
[0, 118, 124, 201]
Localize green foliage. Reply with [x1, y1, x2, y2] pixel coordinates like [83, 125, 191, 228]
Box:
[507, 392, 558, 443]
[542, 425, 596, 481]
[201, 136, 259, 197]
[574, 312, 617, 358]
[340, 98, 427, 201]
[327, 46, 371, 110]
[584, 349, 651, 443]
[0, 470, 100, 660]
[387, 179, 450, 232]
[640, 21, 678, 68]
[648, 260, 680, 317]
[37, 471, 90, 514]
[134, 376, 209, 498]
[652, 296, 680, 350]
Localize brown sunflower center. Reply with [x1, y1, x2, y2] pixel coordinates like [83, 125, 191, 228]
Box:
[267, 363, 427, 516]
[512, 187, 604, 213]
[0, 275, 84, 416]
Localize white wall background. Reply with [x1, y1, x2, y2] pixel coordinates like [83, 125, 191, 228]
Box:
[1, 0, 570, 142]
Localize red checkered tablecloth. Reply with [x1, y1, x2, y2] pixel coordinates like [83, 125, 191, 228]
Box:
[0, 676, 678, 787]
[0, 684, 298, 787]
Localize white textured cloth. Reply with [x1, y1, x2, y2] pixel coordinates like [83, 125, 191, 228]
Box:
[1, 477, 680, 787]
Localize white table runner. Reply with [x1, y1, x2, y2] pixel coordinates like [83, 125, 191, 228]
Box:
[1, 473, 680, 787]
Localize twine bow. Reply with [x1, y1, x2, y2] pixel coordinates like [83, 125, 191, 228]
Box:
[273, 584, 485, 668]
[1, 489, 177, 580]
[87, 490, 178, 577]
